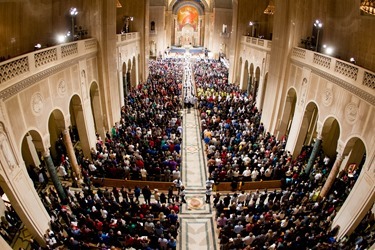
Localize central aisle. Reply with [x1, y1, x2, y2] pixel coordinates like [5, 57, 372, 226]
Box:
[178, 61, 219, 250]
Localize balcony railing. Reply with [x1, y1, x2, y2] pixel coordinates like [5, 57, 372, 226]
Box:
[0, 38, 97, 87]
[291, 47, 375, 102]
[242, 36, 272, 51]
[117, 32, 140, 43]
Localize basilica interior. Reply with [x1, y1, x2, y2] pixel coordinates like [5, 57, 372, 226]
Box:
[0, 0, 374, 249]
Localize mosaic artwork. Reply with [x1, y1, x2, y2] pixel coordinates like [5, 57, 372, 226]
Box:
[177, 5, 199, 31]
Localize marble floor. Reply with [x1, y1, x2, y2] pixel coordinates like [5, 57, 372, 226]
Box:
[178, 107, 219, 250]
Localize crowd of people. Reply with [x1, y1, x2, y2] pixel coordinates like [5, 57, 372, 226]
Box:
[81, 58, 186, 183]
[26, 56, 373, 250]
[192, 59, 373, 249]
[31, 58, 192, 250]
[193, 59, 303, 188]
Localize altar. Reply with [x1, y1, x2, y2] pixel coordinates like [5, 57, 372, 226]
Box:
[173, 4, 203, 47]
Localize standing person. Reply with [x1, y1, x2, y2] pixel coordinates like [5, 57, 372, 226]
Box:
[134, 186, 141, 202]
[179, 186, 187, 204]
[168, 185, 175, 203]
[154, 189, 160, 203]
[173, 178, 183, 195]
[205, 186, 212, 204]
[142, 185, 152, 205]
[167, 236, 177, 250]
[38, 170, 46, 189]
[158, 234, 168, 250]
[57, 164, 68, 181]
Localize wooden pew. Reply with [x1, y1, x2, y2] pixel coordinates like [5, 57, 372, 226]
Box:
[91, 177, 174, 191]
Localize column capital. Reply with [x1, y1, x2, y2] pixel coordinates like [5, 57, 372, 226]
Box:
[62, 128, 70, 135]
[41, 149, 50, 158]
[336, 153, 343, 162]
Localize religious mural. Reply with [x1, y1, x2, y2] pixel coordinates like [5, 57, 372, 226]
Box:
[177, 6, 199, 31]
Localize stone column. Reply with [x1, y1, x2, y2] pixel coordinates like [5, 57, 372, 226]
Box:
[319, 154, 343, 198]
[305, 133, 322, 174]
[62, 129, 81, 179]
[42, 150, 67, 203]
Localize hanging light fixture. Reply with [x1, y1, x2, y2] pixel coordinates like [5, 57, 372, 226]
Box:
[360, 0, 375, 15]
[264, 0, 275, 15]
[116, 0, 122, 8]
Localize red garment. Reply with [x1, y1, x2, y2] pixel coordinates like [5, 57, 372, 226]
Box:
[94, 220, 103, 231]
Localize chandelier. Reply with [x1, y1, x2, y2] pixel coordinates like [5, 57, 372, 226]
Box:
[360, 0, 375, 15]
[264, 0, 275, 15]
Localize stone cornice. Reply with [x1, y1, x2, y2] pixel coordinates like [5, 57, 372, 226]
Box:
[290, 58, 375, 106]
[0, 52, 97, 101]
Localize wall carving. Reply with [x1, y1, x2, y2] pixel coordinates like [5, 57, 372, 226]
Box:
[334, 61, 358, 81]
[31, 92, 44, 115]
[299, 78, 308, 107]
[322, 88, 333, 107]
[313, 54, 331, 69]
[345, 102, 359, 124]
[57, 80, 67, 97]
[0, 124, 17, 172]
[34, 48, 57, 68]
[0, 57, 29, 84]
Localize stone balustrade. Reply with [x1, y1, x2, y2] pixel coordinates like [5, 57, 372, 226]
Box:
[117, 32, 140, 43]
[242, 36, 272, 51]
[0, 38, 97, 88]
[291, 47, 375, 105]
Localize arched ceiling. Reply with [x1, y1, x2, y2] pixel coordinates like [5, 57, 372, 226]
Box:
[168, 0, 212, 11]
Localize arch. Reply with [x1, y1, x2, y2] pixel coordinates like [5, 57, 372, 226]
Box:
[122, 62, 128, 96]
[47, 109, 66, 162]
[278, 87, 297, 139]
[259, 72, 268, 110]
[247, 63, 255, 96]
[236, 57, 242, 84]
[127, 59, 132, 91]
[21, 129, 45, 181]
[69, 94, 90, 157]
[9, 128, 50, 244]
[131, 56, 137, 89]
[171, 0, 207, 14]
[340, 137, 366, 176]
[90, 81, 105, 139]
[293, 101, 319, 158]
[241, 60, 249, 91]
[253, 66, 261, 101]
[138, 53, 142, 83]
[321, 116, 341, 159]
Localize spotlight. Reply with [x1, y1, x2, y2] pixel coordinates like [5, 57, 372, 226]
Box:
[34, 43, 42, 49]
[57, 34, 66, 43]
[325, 47, 334, 55]
[350, 57, 356, 64]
